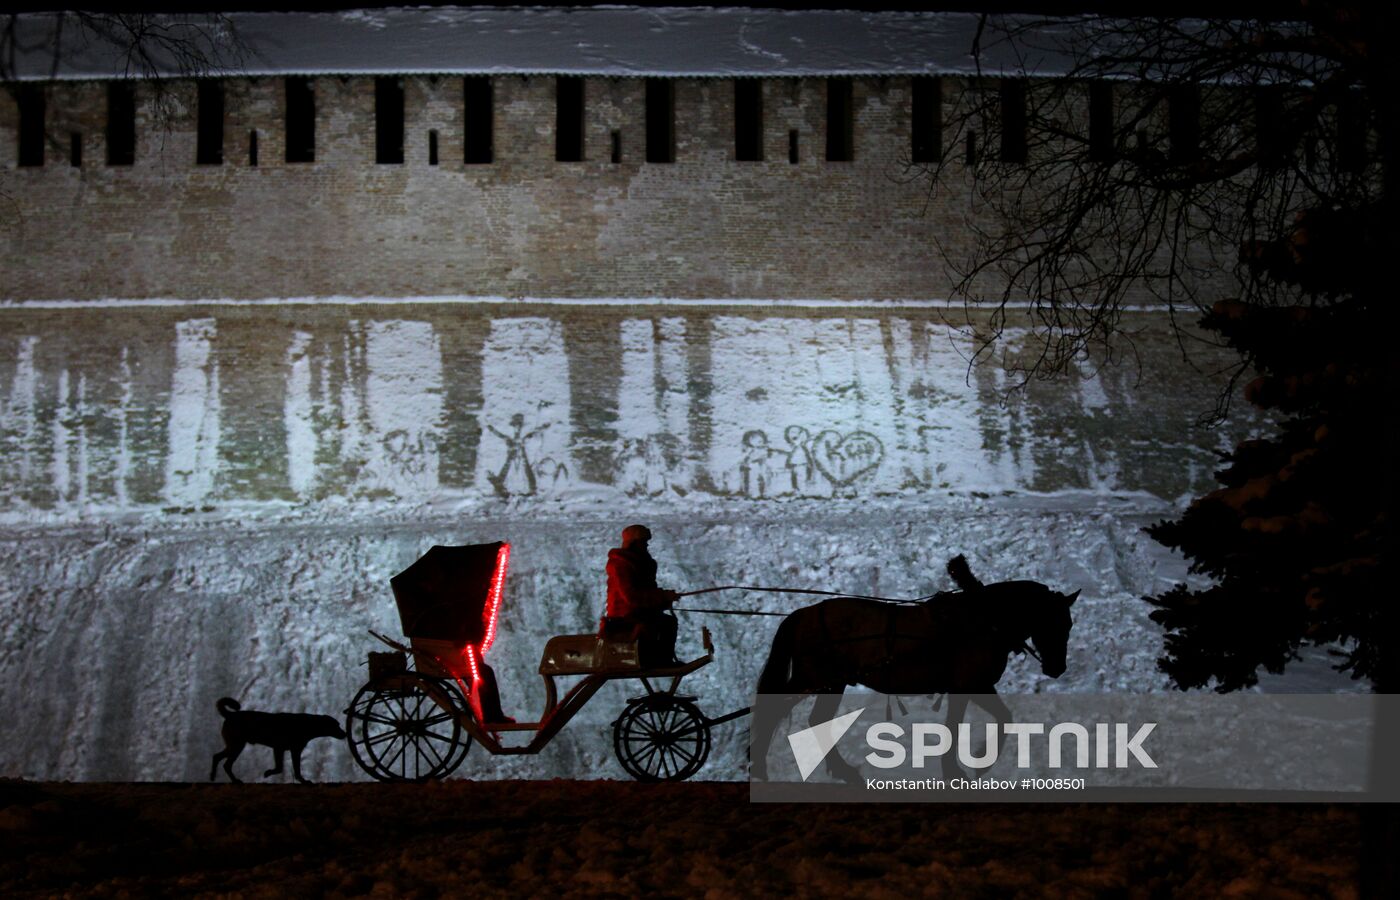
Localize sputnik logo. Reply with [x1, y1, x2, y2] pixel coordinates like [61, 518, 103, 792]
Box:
[787, 708, 865, 781]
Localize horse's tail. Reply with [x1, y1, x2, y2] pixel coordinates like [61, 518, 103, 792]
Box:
[757, 613, 802, 694]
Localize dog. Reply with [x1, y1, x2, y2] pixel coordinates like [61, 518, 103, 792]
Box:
[210, 697, 346, 784]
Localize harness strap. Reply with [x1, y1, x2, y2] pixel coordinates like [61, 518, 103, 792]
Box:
[883, 604, 900, 665]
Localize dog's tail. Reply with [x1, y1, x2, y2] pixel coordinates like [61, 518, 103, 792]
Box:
[215, 697, 241, 717]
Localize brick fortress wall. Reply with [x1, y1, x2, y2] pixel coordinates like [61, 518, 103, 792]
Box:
[0, 74, 1148, 301]
[0, 75, 1285, 781]
[0, 74, 1236, 518]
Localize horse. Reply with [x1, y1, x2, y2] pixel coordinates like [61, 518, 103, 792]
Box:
[751, 558, 1079, 782]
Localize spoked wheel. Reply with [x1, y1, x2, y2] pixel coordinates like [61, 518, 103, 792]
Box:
[429, 678, 474, 776]
[613, 695, 712, 782]
[345, 673, 471, 782]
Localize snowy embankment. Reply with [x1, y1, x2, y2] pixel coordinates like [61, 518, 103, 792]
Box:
[0, 492, 1362, 784]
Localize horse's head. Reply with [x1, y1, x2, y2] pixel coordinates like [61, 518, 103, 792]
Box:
[1030, 588, 1079, 678]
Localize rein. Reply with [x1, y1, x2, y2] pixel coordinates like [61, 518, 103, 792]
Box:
[673, 606, 789, 617]
[674, 585, 933, 615]
[675, 584, 1048, 663]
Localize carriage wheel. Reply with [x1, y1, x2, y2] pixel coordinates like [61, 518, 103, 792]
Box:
[345, 674, 471, 782]
[429, 677, 474, 777]
[613, 696, 712, 782]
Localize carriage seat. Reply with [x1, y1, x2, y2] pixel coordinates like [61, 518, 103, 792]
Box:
[538, 626, 641, 675]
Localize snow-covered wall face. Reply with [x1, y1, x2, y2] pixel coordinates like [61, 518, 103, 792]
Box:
[0, 304, 1242, 515]
[0, 512, 1187, 783]
[1, 301, 1286, 781]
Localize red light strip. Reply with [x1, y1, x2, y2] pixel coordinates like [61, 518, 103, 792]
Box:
[481, 542, 510, 654]
[462, 644, 480, 684]
[454, 543, 508, 718]
[458, 645, 483, 722]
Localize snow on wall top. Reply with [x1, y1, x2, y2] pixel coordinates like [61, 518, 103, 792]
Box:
[8, 6, 1079, 81]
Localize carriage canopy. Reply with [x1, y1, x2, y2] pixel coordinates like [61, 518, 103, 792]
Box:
[390, 542, 511, 651]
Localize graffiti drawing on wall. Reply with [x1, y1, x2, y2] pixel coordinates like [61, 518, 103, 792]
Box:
[616, 318, 691, 497]
[284, 320, 445, 501]
[381, 429, 440, 494]
[739, 430, 782, 498]
[733, 426, 885, 498]
[782, 426, 819, 497]
[708, 317, 899, 498]
[0, 308, 1248, 517]
[487, 413, 550, 497]
[616, 434, 678, 497]
[359, 321, 445, 498]
[477, 318, 573, 499]
[810, 430, 884, 497]
[533, 456, 571, 492]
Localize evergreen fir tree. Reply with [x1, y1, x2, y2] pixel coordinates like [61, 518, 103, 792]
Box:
[1146, 205, 1396, 691]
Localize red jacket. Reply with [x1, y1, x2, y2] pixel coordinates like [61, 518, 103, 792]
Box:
[606, 546, 671, 618]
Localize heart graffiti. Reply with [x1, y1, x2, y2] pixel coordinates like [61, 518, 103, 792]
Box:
[810, 430, 884, 487]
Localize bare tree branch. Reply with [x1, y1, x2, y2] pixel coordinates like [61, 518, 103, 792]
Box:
[906, 3, 1387, 415]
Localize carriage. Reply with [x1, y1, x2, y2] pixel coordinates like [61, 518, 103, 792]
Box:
[344, 541, 748, 782]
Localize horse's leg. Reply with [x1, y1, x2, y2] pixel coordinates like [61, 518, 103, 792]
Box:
[751, 613, 808, 782]
[970, 690, 1014, 776]
[750, 690, 804, 782]
[801, 689, 859, 785]
[941, 693, 969, 782]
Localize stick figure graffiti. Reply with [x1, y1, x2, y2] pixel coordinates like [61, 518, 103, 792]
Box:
[734, 426, 885, 498]
[534, 457, 571, 492]
[783, 425, 818, 497]
[740, 430, 784, 498]
[487, 413, 549, 497]
[379, 428, 439, 495]
[617, 434, 684, 497]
